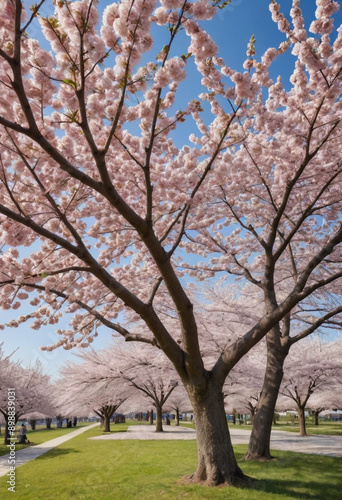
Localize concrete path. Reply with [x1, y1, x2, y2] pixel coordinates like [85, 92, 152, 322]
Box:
[229, 428, 342, 458]
[90, 424, 342, 458]
[89, 423, 197, 440]
[0, 423, 99, 478]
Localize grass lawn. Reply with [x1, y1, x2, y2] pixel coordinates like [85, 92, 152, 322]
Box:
[0, 422, 93, 457]
[0, 424, 341, 499]
[183, 420, 342, 436]
[272, 422, 342, 436]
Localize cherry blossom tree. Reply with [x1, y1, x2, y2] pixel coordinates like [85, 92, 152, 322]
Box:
[308, 390, 338, 425]
[0, 0, 342, 486]
[56, 355, 131, 432]
[65, 342, 181, 432]
[118, 346, 180, 432]
[165, 385, 191, 425]
[279, 337, 342, 436]
[0, 356, 52, 443]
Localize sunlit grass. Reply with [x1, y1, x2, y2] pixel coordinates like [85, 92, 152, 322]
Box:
[0, 422, 93, 456]
[0, 425, 341, 499]
[272, 421, 342, 435]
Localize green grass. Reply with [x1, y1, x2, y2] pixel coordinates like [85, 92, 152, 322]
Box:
[181, 420, 342, 436]
[1, 425, 341, 499]
[0, 422, 93, 456]
[272, 421, 342, 435]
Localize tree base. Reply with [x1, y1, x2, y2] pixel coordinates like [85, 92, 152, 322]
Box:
[181, 472, 257, 488]
[244, 453, 275, 461]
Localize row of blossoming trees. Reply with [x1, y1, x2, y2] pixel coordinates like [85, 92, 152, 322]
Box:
[0, 344, 55, 443]
[54, 329, 342, 438]
[0, 0, 341, 487]
[1, 330, 341, 446]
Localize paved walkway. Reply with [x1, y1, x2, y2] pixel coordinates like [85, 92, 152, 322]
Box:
[90, 424, 342, 458]
[0, 423, 99, 478]
[90, 423, 197, 440]
[229, 428, 342, 458]
[0, 423, 341, 478]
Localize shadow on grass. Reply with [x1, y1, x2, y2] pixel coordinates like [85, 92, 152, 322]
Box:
[235, 448, 342, 499]
[252, 477, 342, 499]
[32, 447, 81, 461]
[102, 430, 128, 434]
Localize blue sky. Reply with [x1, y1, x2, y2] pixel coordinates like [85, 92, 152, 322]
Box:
[1, 0, 341, 379]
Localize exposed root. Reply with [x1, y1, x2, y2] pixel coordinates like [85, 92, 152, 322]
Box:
[179, 472, 258, 488]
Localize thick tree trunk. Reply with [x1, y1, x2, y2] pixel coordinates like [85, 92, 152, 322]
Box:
[186, 379, 248, 486]
[245, 329, 288, 460]
[155, 405, 163, 432]
[298, 405, 307, 436]
[46, 418, 52, 429]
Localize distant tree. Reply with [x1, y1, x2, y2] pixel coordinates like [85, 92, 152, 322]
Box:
[72, 343, 181, 432]
[56, 355, 131, 433]
[279, 337, 342, 436]
[0, 356, 52, 444]
[160, 384, 190, 426]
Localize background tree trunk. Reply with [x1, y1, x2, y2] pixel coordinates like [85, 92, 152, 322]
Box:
[4, 422, 11, 446]
[298, 406, 307, 436]
[149, 409, 154, 425]
[103, 413, 111, 432]
[155, 405, 163, 432]
[314, 411, 319, 426]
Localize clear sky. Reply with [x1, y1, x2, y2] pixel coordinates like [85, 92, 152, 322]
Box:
[1, 0, 341, 379]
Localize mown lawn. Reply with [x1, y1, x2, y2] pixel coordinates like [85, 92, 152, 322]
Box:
[184, 420, 342, 436]
[0, 422, 93, 456]
[0, 424, 341, 499]
[272, 421, 342, 436]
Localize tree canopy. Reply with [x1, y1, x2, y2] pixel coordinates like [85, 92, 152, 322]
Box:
[0, 0, 341, 486]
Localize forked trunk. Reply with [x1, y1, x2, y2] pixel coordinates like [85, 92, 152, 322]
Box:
[245, 329, 288, 461]
[186, 379, 248, 487]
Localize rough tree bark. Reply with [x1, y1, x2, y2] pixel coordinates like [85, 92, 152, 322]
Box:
[186, 378, 248, 486]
